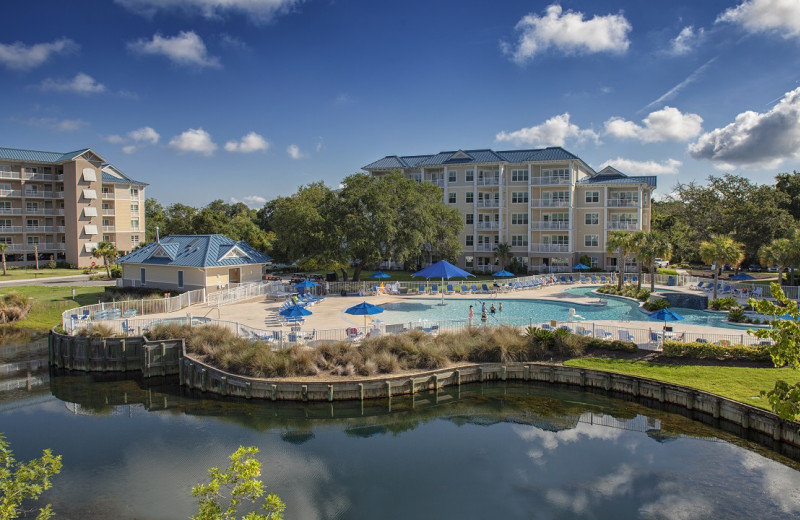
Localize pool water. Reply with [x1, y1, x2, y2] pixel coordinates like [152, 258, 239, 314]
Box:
[378, 286, 748, 329]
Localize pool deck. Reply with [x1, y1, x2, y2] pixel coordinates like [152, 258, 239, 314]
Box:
[146, 283, 750, 340]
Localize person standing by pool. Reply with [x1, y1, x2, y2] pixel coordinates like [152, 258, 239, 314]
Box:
[468, 305, 474, 325]
[499, 302, 503, 313]
[481, 308, 488, 323]
[490, 303, 496, 314]
[481, 301, 486, 315]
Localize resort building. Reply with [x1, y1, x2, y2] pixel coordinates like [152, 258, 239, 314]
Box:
[116, 234, 272, 292]
[363, 147, 656, 273]
[0, 147, 147, 267]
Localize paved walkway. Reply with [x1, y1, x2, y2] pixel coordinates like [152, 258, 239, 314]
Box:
[0, 274, 116, 287]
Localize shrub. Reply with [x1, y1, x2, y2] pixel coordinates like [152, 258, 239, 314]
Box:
[75, 324, 115, 337]
[727, 307, 746, 323]
[662, 341, 771, 362]
[710, 297, 738, 311]
[643, 299, 670, 312]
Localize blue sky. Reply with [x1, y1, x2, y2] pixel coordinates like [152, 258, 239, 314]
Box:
[2, 0, 800, 206]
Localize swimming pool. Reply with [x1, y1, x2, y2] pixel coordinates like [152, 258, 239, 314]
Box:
[377, 286, 750, 330]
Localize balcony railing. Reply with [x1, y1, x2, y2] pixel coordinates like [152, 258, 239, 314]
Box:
[530, 198, 569, 208]
[475, 243, 496, 252]
[472, 264, 495, 273]
[531, 220, 570, 230]
[477, 199, 499, 208]
[530, 243, 570, 253]
[0, 208, 22, 215]
[24, 209, 64, 216]
[0, 190, 22, 197]
[102, 226, 115, 232]
[608, 221, 640, 230]
[0, 171, 20, 180]
[24, 173, 63, 182]
[102, 209, 115, 216]
[607, 199, 639, 207]
[23, 191, 57, 199]
[0, 226, 23, 233]
[26, 226, 65, 233]
[477, 177, 499, 186]
[6, 243, 65, 252]
[427, 179, 445, 187]
[476, 221, 499, 230]
[102, 192, 114, 200]
[531, 176, 570, 186]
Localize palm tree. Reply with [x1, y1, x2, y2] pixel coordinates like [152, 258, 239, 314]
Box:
[699, 234, 745, 300]
[91, 241, 118, 279]
[633, 231, 672, 293]
[0, 242, 7, 276]
[493, 242, 513, 270]
[606, 231, 634, 290]
[759, 238, 792, 286]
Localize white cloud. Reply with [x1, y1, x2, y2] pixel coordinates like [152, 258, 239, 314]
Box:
[116, 0, 302, 23]
[108, 126, 160, 154]
[643, 58, 716, 111]
[717, 0, 800, 39]
[503, 4, 631, 63]
[495, 113, 599, 147]
[669, 26, 705, 55]
[0, 38, 77, 70]
[229, 195, 268, 208]
[224, 132, 270, 153]
[315, 136, 324, 152]
[128, 31, 220, 68]
[688, 86, 800, 168]
[39, 72, 106, 94]
[605, 107, 703, 142]
[599, 157, 682, 175]
[169, 128, 217, 155]
[287, 144, 305, 159]
[27, 117, 88, 132]
[122, 145, 137, 154]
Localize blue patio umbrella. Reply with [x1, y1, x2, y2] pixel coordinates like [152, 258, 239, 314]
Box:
[294, 279, 320, 296]
[649, 308, 684, 328]
[345, 301, 384, 327]
[730, 273, 756, 281]
[369, 271, 391, 279]
[413, 260, 475, 305]
[279, 305, 312, 317]
[492, 269, 514, 277]
[573, 263, 590, 270]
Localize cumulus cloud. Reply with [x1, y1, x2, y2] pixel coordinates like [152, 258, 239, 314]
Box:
[502, 4, 631, 63]
[109, 126, 160, 153]
[116, 0, 302, 23]
[716, 0, 800, 39]
[599, 157, 682, 175]
[229, 195, 268, 208]
[0, 38, 77, 70]
[669, 26, 705, 55]
[224, 132, 270, 153]
[169, 128, 217, 155]
[495, 113, 599, 147]
[605, 107, 703, 142]
[688, 86, 800, 168]
[39, 72, 106, 94]
[27, 117, 88, 132]
[287, 144, 305, 159]
[128, 31, 220, 68]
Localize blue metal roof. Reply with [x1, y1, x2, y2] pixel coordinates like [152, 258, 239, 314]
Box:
[101, 170, 149, 186]
[364, 147, 587, 170]
[579, 175, 657, 188]
[117, 235, 271, 268]
[0, 147, 95, 163]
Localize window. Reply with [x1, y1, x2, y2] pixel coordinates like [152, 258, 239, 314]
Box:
[465, 192, 473, 203]
[0, 237, 11, 244]
[140, 268, 146, 285]
[27, 236, 39, 245]
[0, 201, 10, 209]
[465, 214, 474, 225]
[132, 235, 140, 245]
[448, 193, 457, 204]
[544, 168, 570, 182]
[131, 219, 140, 230]
[511, 235, 528, 247]
[0, 165, 10, 173]
[0, 219, 10, 227]
[130, 187, 139, 198]
[465, 170, 474, 182]
[0, 183, 10, 191]
[448, 171, 457, 183]
[178, 270, 184, 288]
[26, 202, 38, 211]
[466, 235, 474, 246]
[130, 204, 139, 214]
[584, 234, 599, 247]
[511, 169, 529, 182]
[552, 235, 569, 246]
[585, 191, 599, 203]
[512, 213, 528, 225]
[511, 191, 529, 204]
[26, 219, 38, 228]
[585, 213, 599, 225]
[465, 255, 474, 268]
[590, 257, 599, 268]
[103, 235, 110, 242]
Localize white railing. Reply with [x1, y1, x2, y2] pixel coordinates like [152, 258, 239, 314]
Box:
[0, 171, 21, 180]
[102, 209, 115, 216]
[530, 243, 570, 253]
[0, 226, 23, 233]
[608, 222, 640, 230]
[0, 190, 21, 197]
[102, 226, 115, 232]
[24, 209, 63, 216]
[531, 176, 570, 186]
[531, 221, 569, 230]
[477, 221, 499, 230]
[477, 199, 499, 208]
[206, 281, 289, 306]
[25, 226, 65, 233]
[530, 198, 569, 208]
[477, 177, 499, 186]
[102, 193, 114, 199]
[0, 208, 22, 215]
[607, 199, 639, 208]
[475, 243, 495, 252]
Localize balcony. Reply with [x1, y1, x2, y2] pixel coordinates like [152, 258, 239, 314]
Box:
[530, 243, 570, 253]
[607, 199, 639, 208]
[25, 226, 65, 233]
[473, 264, 495, 273]
[477, 199, 499, 208]
[475, 243, 496, 252]
[531, 176, 570, 186]
[530, 198, 570, 208]
[476, 221, 499, 230]
[0, 171, 21, 180]
[102, 192, 114, 200]
[531, 221, 570, 230]
[102, 209, 115, 216]
[0, 190, 22, 198]
[102, 226, 115, 232]
[6, 243, 65, 252]
[427, 179, 445, 187]
[23, 191, 56, 199]
[608, 221, 640, 230]
[0, 208, 22, 215]
[24, 173, 62, 182]
[0, 226, 23, 233]
[130, 211, 140, 218]
[477, 177, 499, 186]
[25, 209, 64, 216]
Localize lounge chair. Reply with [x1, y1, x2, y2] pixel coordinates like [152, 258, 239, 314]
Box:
[600, 275, 607, 283]
[461, 284, 469, 293]
[446, 284, 454, 294]
[632, 276, 638, 284]
[482, 283, 492, 294]
[559, 275, 568, 284]
[696, 338, 708, 343]
[541, 323, 554, 331]
[418, 284, 427, 294]
[122, 308, 137, 318]
[471, 284, 480, 293]
[595, 328, 612, 340]
[568, 275, 576, 283]
[590, 275, 598, 283]
[618, 330, 631, 342]
[431, 284, 439, 295]
[649, 330, 661, 347]
[579, 275, 587, 283]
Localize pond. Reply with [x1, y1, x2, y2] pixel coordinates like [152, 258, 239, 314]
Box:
[3, 342, 800, 519]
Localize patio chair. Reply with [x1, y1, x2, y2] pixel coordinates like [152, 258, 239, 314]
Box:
[752, 286, 763, 298]
[590, 275, 598, 283]
[418, 284, 427, 294]
[461, 284, 470, 293]
[482, 283, 492, 294]
[446, 284, 454, 294]
[559, 276, 568, 284]
[600, 275, 607, 283]
[649, 330, 661, 347]
[81, 309, 90, 321]
[541, 323, 554, 331]
[471, 284, 480, 293]
[121, 321, 130, 336]
[595, 328, 612, 340]
[431, 284, 439, 295]
[579, 275, 587, 283]
[696, 338, 708, 343]
[568, 275, 576, 283]
[618, 330, 631, 342]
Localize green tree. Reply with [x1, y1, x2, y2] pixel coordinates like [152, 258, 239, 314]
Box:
[699, 234, 745, 300]
[192, 446, 285, 520]
[633, 230, 672, 293]
[749, 283, 800, 421]
[145, 198, 166, 243]
[759, 238, 792, 285]
[91, 241, 118, 279]
[606, 231, 634, 290]
[775, 170, 800, 221]
[493, 243, 513, 270]
[0, 433, 62, 520]
[163, 203, 198, 235]
[0, 243, 7, 276]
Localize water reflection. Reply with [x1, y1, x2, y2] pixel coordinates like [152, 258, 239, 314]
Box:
[2, 343, 800, 519]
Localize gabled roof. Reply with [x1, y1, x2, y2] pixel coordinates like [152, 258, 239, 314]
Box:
[578, 166, 657, 187]
[117, 234, 272, 268]
[363, 146, 587, 170]
[0, 147, 103, 164]
[101, 164, 149, 186]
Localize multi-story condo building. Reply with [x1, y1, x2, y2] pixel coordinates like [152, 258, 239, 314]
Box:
[364, 147, 655, 273]
[0, 147, 147, 267]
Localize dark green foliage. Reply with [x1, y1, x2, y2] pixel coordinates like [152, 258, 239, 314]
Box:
[727, 307, 746, 323]
[710, 297, 738, 310]
[662, 341, 771, 362]
[643, 299, 670, 311]
[596, 285, 650, 301]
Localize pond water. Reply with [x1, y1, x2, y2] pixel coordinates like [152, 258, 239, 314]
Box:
[3, 342, 800, 519]
[378, 287, 747, 329]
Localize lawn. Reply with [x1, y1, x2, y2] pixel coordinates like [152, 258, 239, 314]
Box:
[564, 358, 800, 412]
[0, 267, 85, 281]
[0, 285, 106, 333]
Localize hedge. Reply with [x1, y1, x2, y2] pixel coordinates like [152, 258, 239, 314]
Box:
[662, 341, 771, 362]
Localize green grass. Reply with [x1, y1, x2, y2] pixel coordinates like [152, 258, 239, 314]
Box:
[564, 358, 800, 411]
[0, 285, 105, 333]
[0, 267, 84, 280]
[657, 268, 678, 275]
